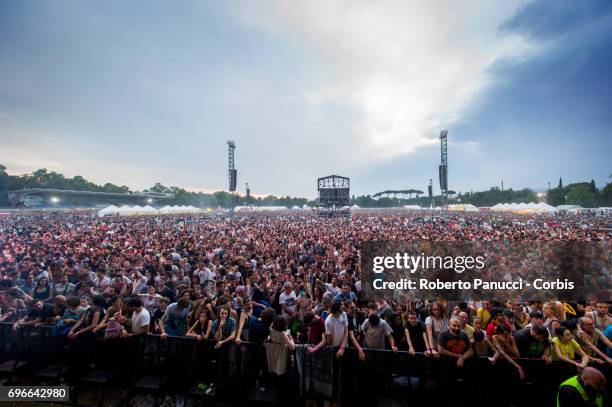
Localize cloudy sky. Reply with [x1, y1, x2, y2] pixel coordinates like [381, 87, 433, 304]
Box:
[1, 0, 610, 198]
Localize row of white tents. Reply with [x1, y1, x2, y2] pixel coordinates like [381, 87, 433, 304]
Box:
[399, 202, 569, 213]
[98, 202, 608, 216]
[234, 206, 288, 212]
[402, 204, 479, 211]
[491, 202, 557, 213]
[98, 205, 201, 216]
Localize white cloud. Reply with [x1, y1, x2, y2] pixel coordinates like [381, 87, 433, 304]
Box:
[0, 130, 71, 175]
[235, 0, 537, 162]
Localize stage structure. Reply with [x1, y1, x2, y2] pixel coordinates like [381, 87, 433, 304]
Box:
[227, 141, 237, 192]
[438, 130, 448, 207]
[317, 175, 350, 216]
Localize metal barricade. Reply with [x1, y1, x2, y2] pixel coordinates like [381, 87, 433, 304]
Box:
[1, 325, 610, 406]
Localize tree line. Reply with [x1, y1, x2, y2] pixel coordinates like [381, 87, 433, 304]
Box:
[0, 165, 310, 208]
[1, 164, 610, 208]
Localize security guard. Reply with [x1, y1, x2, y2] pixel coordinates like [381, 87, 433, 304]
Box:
[557, 367, 606, 407]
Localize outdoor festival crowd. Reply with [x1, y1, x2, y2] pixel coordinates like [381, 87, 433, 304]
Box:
[0, 210, 610, 405]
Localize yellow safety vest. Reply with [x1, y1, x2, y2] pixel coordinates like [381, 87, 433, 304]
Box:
[557, 375, 603, 407]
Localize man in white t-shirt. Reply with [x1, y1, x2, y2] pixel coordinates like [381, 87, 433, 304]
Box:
[325, 278, 341, 297]
[279, 282, 297, 321]
[93, 270, 111, 292]
[127, 297, 150, 337]
[325, 299, 348, 358]
[131, 271, 148, 295]
[196, 262, 215, 284]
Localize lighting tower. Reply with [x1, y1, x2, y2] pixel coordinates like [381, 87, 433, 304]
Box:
[438, 130, 448, 207]
[227, 141, 236, 192]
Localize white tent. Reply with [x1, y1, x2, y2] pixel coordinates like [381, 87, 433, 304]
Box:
[291, 205, 301, 210]
[116, 205, 134, 215]
[491, 201, 558, 213]
[97, 205, 119, 216]
[126, 205, 143, 215]
[231, 206, 288, 212]
[556, 204, 582, 211]
[255, 206, 287, 211]
[491, 203, 507, 211]
[122, 205, 152, 216]
[351, 204, 360, 209]
[447, 204, 478, 212]
[534, 202, 557, 212]
[158, 205, 176, 214]
[302, 204, 310, 210]
[141, 205, 159, 214]
[403, 205, 421, 210]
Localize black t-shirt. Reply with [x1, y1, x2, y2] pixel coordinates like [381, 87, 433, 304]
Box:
[252, 286, 267, 304]
[152, 308, 164, 329]
[84, 306, 105, 327]
[405, 321, 426, 352]
[191, 320, 209, 336]
[514, 327, 548, 358]
[272, 290, 282, 315]
[27, 304, 54, 320]
[438, 330, 470, 355]
[161, 287, 176, 303]
[347, 314, 355, 332]
[248, 318, 270, 345]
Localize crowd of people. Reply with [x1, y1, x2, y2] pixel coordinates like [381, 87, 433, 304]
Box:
[0, 210, 610, 404]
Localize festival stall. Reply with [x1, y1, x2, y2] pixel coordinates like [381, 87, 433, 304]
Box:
[491, 202, 557, 214]
[447, 204, 479, 212]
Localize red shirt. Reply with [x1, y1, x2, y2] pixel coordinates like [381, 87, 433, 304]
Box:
[308, 316, 326, 345]
[485, 320, 512, 338]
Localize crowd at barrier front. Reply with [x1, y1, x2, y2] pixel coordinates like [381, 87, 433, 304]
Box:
[0, 211, 611, 405]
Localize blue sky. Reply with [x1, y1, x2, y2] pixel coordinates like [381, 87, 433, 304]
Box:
[0, 0, 610, 198]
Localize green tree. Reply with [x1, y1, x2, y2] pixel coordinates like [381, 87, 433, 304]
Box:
[147, 183, 172, 194]
[566, 186, 598, 208]
[600, 183, 612, 206]
[213, 191, 230, 208]
[546, 188, 566, 206]
[102, 183, 131, 193]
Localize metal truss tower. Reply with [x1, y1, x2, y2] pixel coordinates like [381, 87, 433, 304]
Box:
[438, 130, 448, 207]
[227, 141, 236, 192]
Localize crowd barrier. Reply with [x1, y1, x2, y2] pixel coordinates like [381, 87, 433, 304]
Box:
[0, 322, 609, 406]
